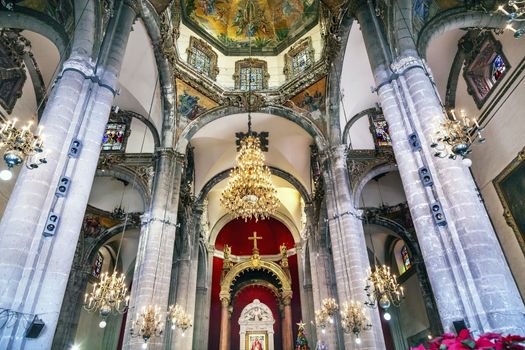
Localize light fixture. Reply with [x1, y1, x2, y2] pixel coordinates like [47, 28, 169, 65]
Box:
[430, 109, 485, 162]
[220, 132, 279, 221]
[0, 118, 46, 180]
[321, 298, 339, 324]
[364, 264, 404, 319]
[314, 308, 329, 333]
[168, 303, 192, 335]
[340, 300, 372, 343]
[497, 1, 525, 38]
[130, 305, 164, 347]
[83, 271, 130, 327]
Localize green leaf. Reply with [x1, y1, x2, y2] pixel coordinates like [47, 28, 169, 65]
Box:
[461, 339, 476, 348]
[439, 345, 448, 350]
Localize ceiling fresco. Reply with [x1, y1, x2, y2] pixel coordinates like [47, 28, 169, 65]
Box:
[181, 0, 319, 55]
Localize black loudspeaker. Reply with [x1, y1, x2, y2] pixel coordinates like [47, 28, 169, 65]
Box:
[25, 316, 45, 338]
[42, 212, 60, 237]
[431, 202, 447, 227]
[68, 138, 82, 158]
[418, 166, 433, 187]
[408, 133, 422, 152]
[453, 319, 468, 334]
[55, 176, 71, 198]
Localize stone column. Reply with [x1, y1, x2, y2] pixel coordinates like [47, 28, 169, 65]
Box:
[123, 149, 183, 349]
[0, 2, 137, 348]
[356, 3, 525, 335]
[281, 295, 294, 350]
[218, 298, 230, 350]
[322, 145, 386, 350]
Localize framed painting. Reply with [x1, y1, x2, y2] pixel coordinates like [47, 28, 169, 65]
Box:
[493, 147, 525, 254]
[245, 332, 268, 350]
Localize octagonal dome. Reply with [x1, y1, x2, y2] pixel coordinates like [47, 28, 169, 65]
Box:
[181, 0, 319, 56]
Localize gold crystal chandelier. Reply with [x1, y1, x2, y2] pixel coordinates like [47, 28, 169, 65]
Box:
[83, 271, 130, 328]
[0, 118, 46, 180]
[497, 1, 525, 38]
[321, 298, 338, 324]
[364, 264, 404, 321]
[220, 124, 279, 221]
[130, 304, 164, 348]
[314, 308, 330, 334]
[340, 300, 372, 344]
[430, 109, 485, 165]
[168, 304, 192, 335]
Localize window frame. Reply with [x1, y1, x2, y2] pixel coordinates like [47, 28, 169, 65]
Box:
[284, 37, 314, 80]
[233, 58, 270, 91]
[186, 36, 219, 80]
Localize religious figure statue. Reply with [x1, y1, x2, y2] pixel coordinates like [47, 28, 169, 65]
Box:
[250, 336, 264, 350]
[280, 243, 289, 268]
[223, 244, 233, 269]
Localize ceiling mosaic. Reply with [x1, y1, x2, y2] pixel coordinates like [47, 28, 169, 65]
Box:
[180, 0, 319, 55]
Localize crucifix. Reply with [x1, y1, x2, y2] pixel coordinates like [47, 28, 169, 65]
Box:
[248, 231, 262, 255]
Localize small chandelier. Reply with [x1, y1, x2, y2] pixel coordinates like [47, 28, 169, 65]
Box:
[364, 264, 404, 321]
[0, 118, 46, 180]
[321, 298, 339, 324]
[430, 109, 485, 164]
[314, 308, 330, 334]
[83, 271, 130, 328]
[168, 304, 192, 336]
[130, 304, 164, 348]
[220, 131, 279, 221]
[340, 300, 372, 344]
[497, 1, 525, 38]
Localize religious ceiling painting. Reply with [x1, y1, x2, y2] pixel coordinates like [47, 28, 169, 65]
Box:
[289, 76, 326, 118]
[81, 207, 120, 238]
[494, 147, 525, 254]
[180, 0, 319, 55]
[176, 78, 219, 120]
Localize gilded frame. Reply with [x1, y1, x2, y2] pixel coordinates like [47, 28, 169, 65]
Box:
[186, 36, 219, 80]
[245, 332, 268, 350]
[233, 58, 270, 90]
[283, 37, 314, 80]
[493, 146, 525, 254]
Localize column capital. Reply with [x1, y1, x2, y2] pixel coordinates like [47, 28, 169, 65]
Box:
[320, 145, 348, 170]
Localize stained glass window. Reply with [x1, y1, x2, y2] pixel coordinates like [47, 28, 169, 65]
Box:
[102, 123, 126, 151]
[491, 54, 506, 83]
[239, 67, 264, 91]
[401, 245, 412, 273]
[189, 47, 212, 77]
[291, 48, 312, 76]
[91, 253, 104, 279]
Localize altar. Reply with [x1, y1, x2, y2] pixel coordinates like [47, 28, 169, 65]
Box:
[239, 299, 275, 350]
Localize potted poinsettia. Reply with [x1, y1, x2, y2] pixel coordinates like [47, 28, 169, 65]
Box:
[411, 329, 525, 350]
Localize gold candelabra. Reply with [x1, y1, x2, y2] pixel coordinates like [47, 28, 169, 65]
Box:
[221, 135, 279, 221]
[364, 265, 404, 321]
[430, 109, 485, 164]
[130, 304, 164, 348]
[83, 271, 130, 328]
[340, 300, 372, 344]
[0, 118, 45, 180]
[497, 1, 525, 38]
[168, 304, 192, 335]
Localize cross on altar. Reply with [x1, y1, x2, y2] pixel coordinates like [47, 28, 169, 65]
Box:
[248, 231, 262, 251]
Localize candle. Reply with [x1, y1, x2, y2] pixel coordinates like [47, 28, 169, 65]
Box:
[450, 109, 457, 121]
[499, 5, 510, 15]
[473, 118, 480, 128]
[507, 24, 517, 33]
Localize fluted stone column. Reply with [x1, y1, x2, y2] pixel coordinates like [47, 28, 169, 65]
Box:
[322, 146, 386, 350]
[123, 149, 183, 349]
[356, 3, 525, 335]
[0, 2, 137, 348]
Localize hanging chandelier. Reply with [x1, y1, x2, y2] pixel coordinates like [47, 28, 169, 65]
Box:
[0, 118, 46, 180]
[168, 304, 192, 336]
[130, 304, 164, 348]
[83, 271, 130, 328]
[340, 300, 372, 344]
[497, 1, 525, 38]
[321, 298, 339, 324]
[364, 264, 404, 321]
[314, 308, 330, 334]
[220, 133, 279, 221]
[430, 109, 485, 165]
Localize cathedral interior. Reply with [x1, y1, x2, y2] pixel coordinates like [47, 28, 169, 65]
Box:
[0, 0, 525, 349]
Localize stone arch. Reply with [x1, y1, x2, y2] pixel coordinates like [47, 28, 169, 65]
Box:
[342, 108, 377, 147]
[417, 8, 508, 58]
[95, 166, 151, 208]
[175, 105, 328, 154]
[352, 163, 399, 206]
